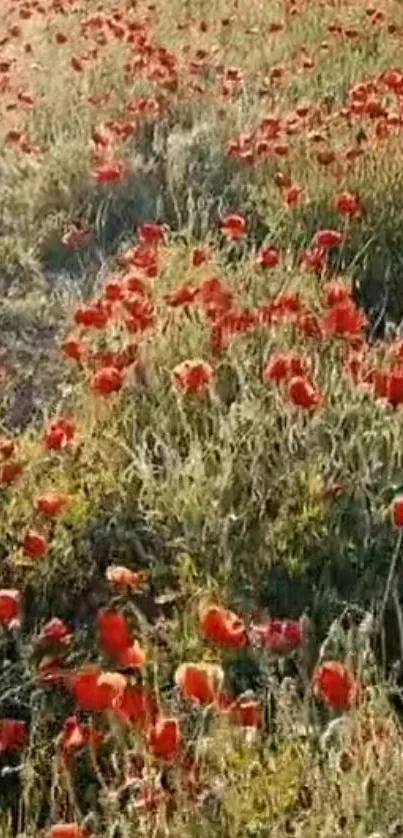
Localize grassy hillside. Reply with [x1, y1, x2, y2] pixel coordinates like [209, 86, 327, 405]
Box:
[2, 0, 403, 835]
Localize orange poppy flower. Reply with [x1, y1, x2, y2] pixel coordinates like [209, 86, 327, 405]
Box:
[106, 565, 147, 588]
[175, 661, 224, 704]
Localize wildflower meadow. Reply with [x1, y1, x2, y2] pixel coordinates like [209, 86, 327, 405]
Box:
[3, 0, 403, 835]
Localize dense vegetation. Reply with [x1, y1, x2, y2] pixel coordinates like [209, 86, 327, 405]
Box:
[2, 0, 403, 835]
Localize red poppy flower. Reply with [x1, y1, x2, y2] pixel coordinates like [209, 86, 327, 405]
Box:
[115, 684, 156, 728]
[175, 662, 224, 704]
[93, 161, 125, 183]
[60, 715, 103, 755]
[220, 213, 246, 241]
[138, 223, 167, 245]
[192, 246, 211, 267]
[116, 641, 146, 670]
[92, 366, 124, 395]
[263, 352, 306, 384]
[44, 417, 76, 451]
[0, 719, 27, 753]
[49, 824, 84, 838]
[147, 717, 181, 761]
[313, 229, 343, 248]
[272, 291, 303, 317]
[250, 618, 304, 654]
[35, 492, 69, 517]
[297, 311, 323, 338]
[385, 370, 403, 406]
[323, 280, 351, 307]
[124, 298, 156, 333]
[334, 191, 361, 217]
[313, 661, 359, 711]
[197, 276, 233, 316]
[97, 608, 132, 657]
[0, 460, 24, 485]
[23, 530, 48, 558]
[367, 368, 388, 398]
[37, 618, 72, 648]
[300, 246, 326, 275]
[0, 438, 15, 459]
[74, 303, 110, 330]
[173, 359, 213, 395]
[229, 697, 262, 727]
[165, 283, 198, 307]
[287, 376, 322, 409]
[392, 495, 403, 527]
[263, 353, 289, 383]
[284, 184, 304, 207]
[321, 300, 367, 337]
[199, 604, 247, 648]
[103, 279, 124, 301]
[70, 666, 125, 712]
[0, 589, 21, 626]
[61, 336, 85, 362]
[257, 245, 281, 268]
